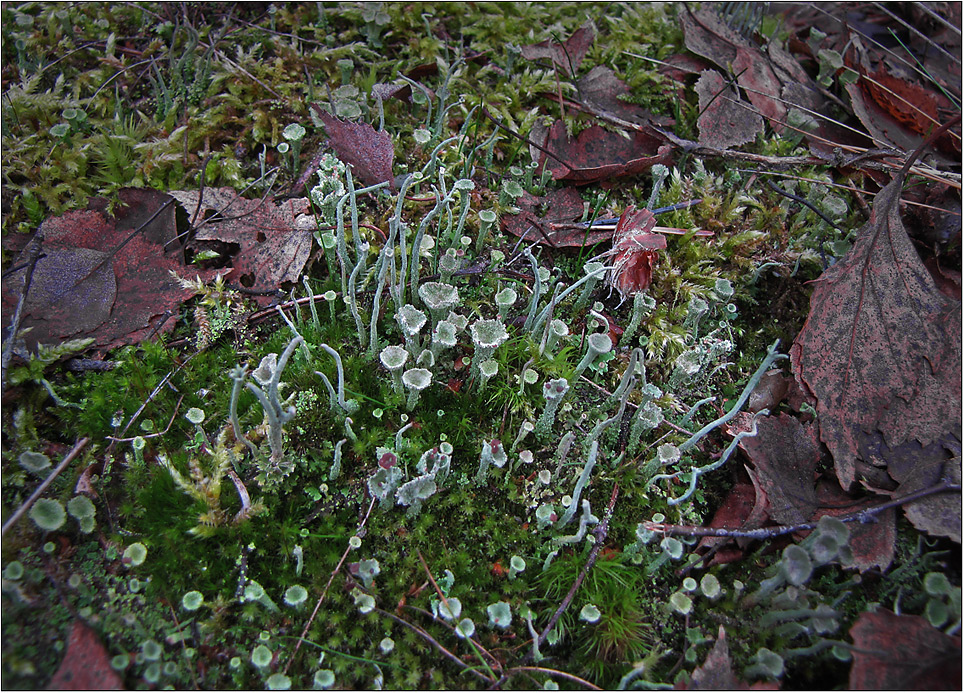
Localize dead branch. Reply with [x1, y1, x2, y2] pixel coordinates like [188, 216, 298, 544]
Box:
[643, 482, 961, 540]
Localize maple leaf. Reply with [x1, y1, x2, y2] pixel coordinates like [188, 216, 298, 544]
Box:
[789, 172, 962, 493]
[1, 188, 217, 354]
[848, 609, 962, 690]
[172, 189, 314, 306]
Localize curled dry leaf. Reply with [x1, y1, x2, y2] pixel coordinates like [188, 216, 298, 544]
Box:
[602, 206, 665, 298]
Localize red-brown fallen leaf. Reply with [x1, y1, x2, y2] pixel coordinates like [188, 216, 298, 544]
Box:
[680, 6, 848, 157]
[501, 187, 612, 247]
[789, 172, 962, 492]
[571, 66, 674, 131]
[601, 206, 665, 297]
[313, 108, 395, 189]
[844, 40, 961, 159]
[695, 69, 764, 150]
[173, 188, 314, 306]
[539, 120, 672, 185]
[848, 609, 961, 690]
[811, 479, 896, 572]
[737, 413, 821, 526]
[47, 620, 124, 690]
[521, 22, 595, 72]
[1, 188, 217, 354]
[858, 430, 961, 543]
[697, 470, 770, 562]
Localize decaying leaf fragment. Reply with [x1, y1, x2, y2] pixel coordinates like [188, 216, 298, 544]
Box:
[790, 173, 962, 497]
[849, 609, 961, 690]
[695, 69, 764, 150]
[172, 189, 314, 306]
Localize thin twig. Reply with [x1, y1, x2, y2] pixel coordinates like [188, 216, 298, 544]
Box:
[167, 601, 201, 689]
[282, 497, 377, 676]
[375, 607, 492, 684]
[644, 482, 961, 540]
[416, 550, 500, 681]
[506, 665, 604, 690]
[1, 437, 90, 537]
[1, 231, 44, 389]
[105, 394, 183, 443]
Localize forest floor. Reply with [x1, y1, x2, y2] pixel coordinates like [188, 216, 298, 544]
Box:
[1, 3, 961, 690]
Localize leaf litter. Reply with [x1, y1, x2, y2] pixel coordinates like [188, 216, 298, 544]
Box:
[1, 188, 220, 354]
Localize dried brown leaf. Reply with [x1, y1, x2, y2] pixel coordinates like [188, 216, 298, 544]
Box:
[314, 109, 395, 189]
[687, 626, 747, 690]
[575, 66, 670, 130]
[859, 430, 962, 542]
[539, 120, 672, 185]
[790, 173, 962, 491]
[812, 480, 896, 572]
[738, 413, 821, 526]
[173, 189, 314, 305]
[47, 621, 124, 690]
[521, 23, 595, 72]
[601, 206, 665, 297]
[849, 609, 962, 690]
[695, 69, 764, 150]
[1, 188, 214, 353]
[501, 187, 612, 247]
